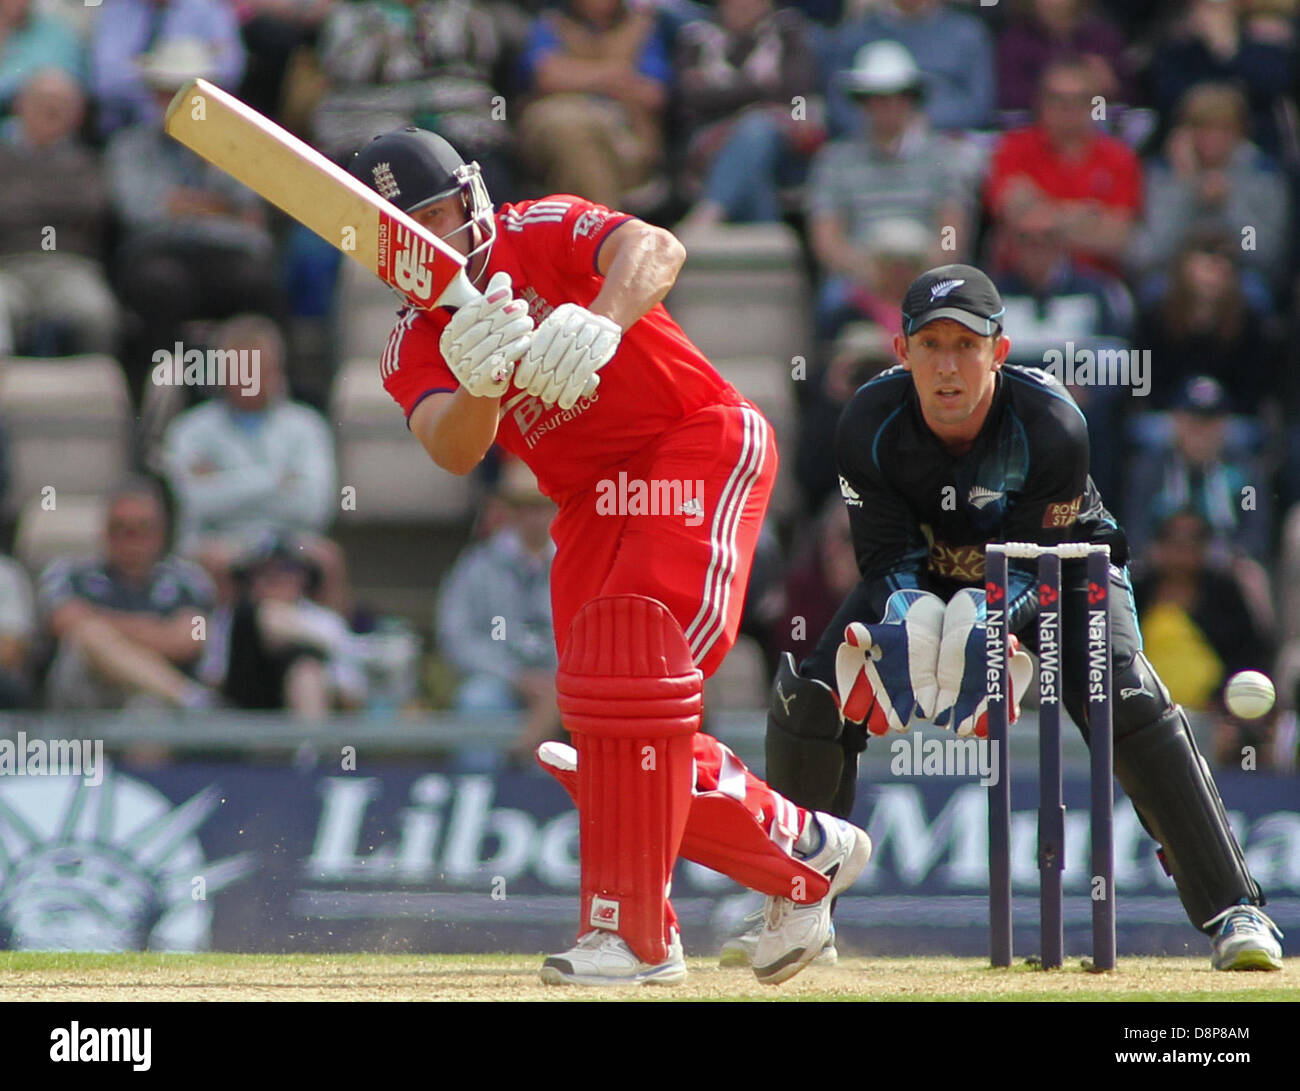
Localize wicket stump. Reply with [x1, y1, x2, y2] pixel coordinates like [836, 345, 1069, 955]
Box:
[985, 542, 1116, 971]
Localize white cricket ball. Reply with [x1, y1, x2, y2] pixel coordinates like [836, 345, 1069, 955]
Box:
[1224, 670, 1275, 719]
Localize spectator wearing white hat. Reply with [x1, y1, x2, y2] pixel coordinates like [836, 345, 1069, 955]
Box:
[90, 0, 246, 138]
[805, 40, 973, 342]
[825, 0, 994, 137]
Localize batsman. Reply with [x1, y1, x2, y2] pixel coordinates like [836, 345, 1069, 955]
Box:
[351, 128, 871, 986]
[760, 263, 1282, 971]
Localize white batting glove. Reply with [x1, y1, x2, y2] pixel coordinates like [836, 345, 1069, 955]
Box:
[438, 271, 534, 398]
[514, 303, 620, 410]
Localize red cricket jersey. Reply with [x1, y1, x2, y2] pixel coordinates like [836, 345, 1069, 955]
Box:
[985, 126, 1142, 212]
[380, 195, 740, 503]
[984, 126, 1141, 275]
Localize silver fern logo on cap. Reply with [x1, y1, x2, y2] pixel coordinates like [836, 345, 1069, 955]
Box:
[929, 278, 965, 300]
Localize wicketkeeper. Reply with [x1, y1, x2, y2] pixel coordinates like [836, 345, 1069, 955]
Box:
[759, 264, 1282, 971]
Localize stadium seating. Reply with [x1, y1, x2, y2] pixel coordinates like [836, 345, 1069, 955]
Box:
[668, 223, 812, 365]
[336, 256, 405, 362]
[331, 358, 474, 522]
[0, 355, 131, 521]
[13, 492, 107, 575]
[710, 356, 799, 517]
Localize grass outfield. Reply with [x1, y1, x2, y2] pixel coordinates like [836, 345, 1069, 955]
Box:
[0, 952, 1295, 1001]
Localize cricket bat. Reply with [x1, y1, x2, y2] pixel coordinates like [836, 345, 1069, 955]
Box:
[163, 78, 479, 311]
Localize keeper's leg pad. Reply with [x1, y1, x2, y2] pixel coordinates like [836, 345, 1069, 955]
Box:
[1113, 698, 1262, 930]
[537, 742, 831, 903]
[765, 653, 849, 813]
[557, 595, 700, 965]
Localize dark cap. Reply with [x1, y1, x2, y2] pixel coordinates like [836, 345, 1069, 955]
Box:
[1175, 375, 1229, 416]
[901, 264, 1006, 337]
[232, 532, 323, 592]
[347, 128, 469, 214]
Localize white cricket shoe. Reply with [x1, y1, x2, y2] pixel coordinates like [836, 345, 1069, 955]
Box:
[540, 929, 687, 986]
[1206, 902, 1284, 971]
[720, 915, 838, 968]
[752, 813, 871, 985]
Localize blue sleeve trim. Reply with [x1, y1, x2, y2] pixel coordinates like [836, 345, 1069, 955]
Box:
[592, 215, 635, 274]
[1003, 368, 1088, 427]
[871, 403, 907, 473]
[406, 387, 456, 427]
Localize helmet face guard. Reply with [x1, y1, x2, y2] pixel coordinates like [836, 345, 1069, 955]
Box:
[349, 130, 498, 293]
[408, 161, 496, 284]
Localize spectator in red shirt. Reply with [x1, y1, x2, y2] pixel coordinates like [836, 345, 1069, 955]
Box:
[984, 54, 1141, 279]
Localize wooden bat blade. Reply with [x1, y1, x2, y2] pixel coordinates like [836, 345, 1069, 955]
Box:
[163, 78, 478, 309]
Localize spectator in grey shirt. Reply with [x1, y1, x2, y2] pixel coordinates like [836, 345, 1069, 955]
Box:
[436, 462, 560, 762]
[805, 40, 972, 339]
[1129, 82, 1290, 305]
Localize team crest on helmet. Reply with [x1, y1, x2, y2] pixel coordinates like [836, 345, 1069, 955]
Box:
[372, 162, 401, 201]
[929, 278, 965, 300]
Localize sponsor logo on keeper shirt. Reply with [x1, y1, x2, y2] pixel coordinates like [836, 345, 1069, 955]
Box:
[1042, 495, 1083, 528]
[927, 540, 984, 582]
[839, 475, 863, 507]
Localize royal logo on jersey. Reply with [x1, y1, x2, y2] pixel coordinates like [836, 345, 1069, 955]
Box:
[372, 162, 400, 201]
[1042, 495, 1083, 528]
[930, 278, 965, 300]
[927, 541, 984, 581]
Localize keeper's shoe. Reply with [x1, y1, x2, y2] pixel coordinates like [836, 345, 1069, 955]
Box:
[752, 813, 870, 985]
[720, 916, 837, 968]
[1206, 901, 1284, 971]
[540, 929, 686, 986]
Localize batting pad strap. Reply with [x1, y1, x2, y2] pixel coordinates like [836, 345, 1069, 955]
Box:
[556, 674, 702, 733]
[556, 595, 703, 738]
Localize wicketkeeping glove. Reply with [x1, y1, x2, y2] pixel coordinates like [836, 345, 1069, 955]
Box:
[835, 589, 945, 735]
[932, 588, 1033, 737]
[438, 271, 534, 398]
[513, 303, 620, 410]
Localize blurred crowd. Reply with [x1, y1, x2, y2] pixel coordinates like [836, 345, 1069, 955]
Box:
[0, 0, 1297, 768]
